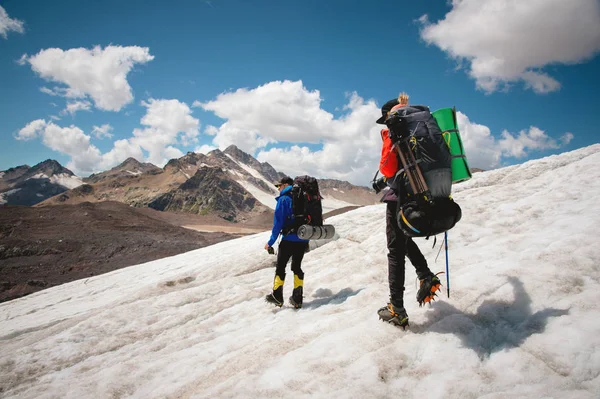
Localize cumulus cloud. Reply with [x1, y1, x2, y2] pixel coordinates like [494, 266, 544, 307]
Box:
[16, 119, 47, 141]
[16, 120, 104, 173]
[15, 98, 199, 175]
[195, 81, 386, 184]
[61, 100, 92, 116]
[21, 45, 154, 111]
[131, 98, 200, 165]
[92, 124, 114, 139]
[0, 5, 24, 39]
[457, 112, 573, 170]
[419, 0, 600, 93]
[196, 80, 335, 143]
[195, 144, 217, 154]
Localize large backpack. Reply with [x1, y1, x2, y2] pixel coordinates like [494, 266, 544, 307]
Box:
[283, 175, 323, 235]
[385, 105, 462, 237]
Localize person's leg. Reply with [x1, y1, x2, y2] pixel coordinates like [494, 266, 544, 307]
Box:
[289, 242, 308, 307]
[386, 201, 406, 310]
[270, 240, 293, 303]
[405, 238, 432, 280]
[405, 238, 441, 305]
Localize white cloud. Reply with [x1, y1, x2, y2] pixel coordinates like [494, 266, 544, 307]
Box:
[456, 112, 574, 170]
[61, 100, 92, 116]
[92, 124, 114, 139]
[40, 87, 58, 96]
[15, 98, 199, 175]
[196, 81, 383, 184]
[561, 132, 575, 145]
[131, 98, 200, 166]
[16, 119, 47, 141]
[419, 0, 600, 93]
[0, 5, 24, 39]
[22, 45, 154, 111]
[194, 144, 217, 154]
[197, 80, 335, 143]
[499, 126, 573, 158]
[16, 120, 140, 175]
[100, 139, 145, 170]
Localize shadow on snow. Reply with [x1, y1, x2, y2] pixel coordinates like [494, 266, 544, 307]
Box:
[413, 276, 569, 359]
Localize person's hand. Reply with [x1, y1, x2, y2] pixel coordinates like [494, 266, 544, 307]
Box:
[264, 243, 270, 250]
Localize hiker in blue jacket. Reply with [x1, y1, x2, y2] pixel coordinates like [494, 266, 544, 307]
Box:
[264, 176, 309, 309]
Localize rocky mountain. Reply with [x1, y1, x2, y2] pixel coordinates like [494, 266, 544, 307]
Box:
[32, 145, 379, 221]
[318, 179, 381, 208]
[85, 158, 162, 184]
[0, 165, 30, 192]
[148, 166, 270, 222]
[0, 160, 82, 206]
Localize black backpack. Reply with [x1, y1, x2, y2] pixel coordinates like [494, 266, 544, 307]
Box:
[385, 105, 462, 237]
[283, 175, 323, 234]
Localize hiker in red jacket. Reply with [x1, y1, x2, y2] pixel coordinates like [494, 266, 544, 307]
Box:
[375, 93, 441, 329]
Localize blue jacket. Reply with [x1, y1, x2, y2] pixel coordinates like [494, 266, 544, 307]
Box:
[267, 185, 308, 247]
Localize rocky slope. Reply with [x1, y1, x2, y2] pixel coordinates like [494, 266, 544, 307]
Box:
[85, 157, 162, 183]
[0, 201, 238, 303]
[0, 160, 82, 206]
[148, 166, 271, 222]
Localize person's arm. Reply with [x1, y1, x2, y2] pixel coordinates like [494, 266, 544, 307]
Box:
[267, 197, 286, 247]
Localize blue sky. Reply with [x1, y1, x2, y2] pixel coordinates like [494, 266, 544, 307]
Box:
[1, 0, 599, 185]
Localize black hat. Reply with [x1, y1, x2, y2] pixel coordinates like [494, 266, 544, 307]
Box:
[376, 98, 400, 124]
[274, 176, 293, 187]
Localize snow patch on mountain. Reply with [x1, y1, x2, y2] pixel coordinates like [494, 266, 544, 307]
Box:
[49, 174, 83, 189]
[0, 188, 20, 204]
[235, 180, 277, 209]
[225, 154, 275, 187]
[28, 173, 50, 180]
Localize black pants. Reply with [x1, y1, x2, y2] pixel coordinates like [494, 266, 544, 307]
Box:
[386, 201, 431, 308]
[273, 240, 308, 302]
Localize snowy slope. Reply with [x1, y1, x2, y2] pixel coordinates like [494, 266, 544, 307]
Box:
[1, 145, 600, 398]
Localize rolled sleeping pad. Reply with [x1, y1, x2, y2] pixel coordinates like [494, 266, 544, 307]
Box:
[432, 107, 472, 184]
[297, 224, 336, 240]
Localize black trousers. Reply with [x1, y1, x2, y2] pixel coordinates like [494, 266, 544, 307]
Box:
[386, 201, 431, 308]
[275, 240, 308, 281]
[272, 240, 308, 302]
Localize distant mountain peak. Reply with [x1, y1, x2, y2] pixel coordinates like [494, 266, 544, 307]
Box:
[29, 159, 74, 177]
[224, 144, 241, 153]
[119, 157, 143, 167]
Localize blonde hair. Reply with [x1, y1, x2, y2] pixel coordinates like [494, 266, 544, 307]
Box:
[398, 92, 409, 105]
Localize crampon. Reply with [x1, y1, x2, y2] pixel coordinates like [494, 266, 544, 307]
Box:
[416, 273, 443, 306]
[378, 303, 409, 329]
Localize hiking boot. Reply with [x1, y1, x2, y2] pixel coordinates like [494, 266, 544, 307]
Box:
[378, 303, 409, 329]
[289, 296, 302, 309]
[265, 293, 283, 307]
[289, 285, 303, 309]
[416, 274, 441, 306]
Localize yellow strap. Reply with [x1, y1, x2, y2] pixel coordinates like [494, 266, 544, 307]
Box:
[442, 132, 451, 148]
[273, 276, 284, 290]
[294, 275, 304, 289]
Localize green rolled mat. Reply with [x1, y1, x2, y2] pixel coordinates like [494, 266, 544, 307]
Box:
[432, 107, 472, 184]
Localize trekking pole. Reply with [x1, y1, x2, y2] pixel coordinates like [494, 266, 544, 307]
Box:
[445, 231, 450, 298]
[395, 141, 419, 195]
